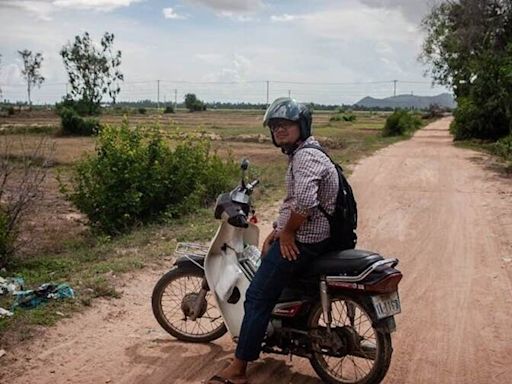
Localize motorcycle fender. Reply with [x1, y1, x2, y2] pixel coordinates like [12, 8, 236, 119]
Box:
[374, 316, 396, 333]
[173, 255, 205, 271]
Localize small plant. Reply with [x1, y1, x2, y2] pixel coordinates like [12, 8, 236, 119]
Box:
[382, 110, 422, 137]
[0, 136, 52, 267]
[138, 107, 147, 114]
[164, 105, 175, 114]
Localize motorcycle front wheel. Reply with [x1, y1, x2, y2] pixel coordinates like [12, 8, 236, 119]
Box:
[151, 267, 227, 343]
[308, 295, 393, 384]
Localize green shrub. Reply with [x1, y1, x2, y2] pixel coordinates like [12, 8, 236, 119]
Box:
[450, 97, 509, 140]
[164, 105, 174, 114]
[184, 93, 207, 112]
[382, 110, 423, 137]
[60, 123, 238, 235]
[56, 96, 98, 116]
[7, 106, 15, 116]
[329, 113, 356, 122]
[494, 134, 512, 161]
[138, 107, 146, 114]
[59, 107, 100, 136]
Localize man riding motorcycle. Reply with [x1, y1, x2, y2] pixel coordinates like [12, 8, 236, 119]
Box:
[207, 97, 342, 384]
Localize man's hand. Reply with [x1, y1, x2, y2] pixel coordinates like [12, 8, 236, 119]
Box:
[277, 229, 300, 261]
[261, 230, 277, 258]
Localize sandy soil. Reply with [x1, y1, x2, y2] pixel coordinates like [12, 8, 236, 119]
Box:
[1, 117, 511, 383]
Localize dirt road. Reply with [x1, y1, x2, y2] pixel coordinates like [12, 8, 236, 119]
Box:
[1, 117, 511, 383]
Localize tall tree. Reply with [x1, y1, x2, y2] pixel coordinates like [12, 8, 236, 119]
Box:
[60, 32, 123, 115]
[18, 50, 45, 107]
[421, 0, 512, 140]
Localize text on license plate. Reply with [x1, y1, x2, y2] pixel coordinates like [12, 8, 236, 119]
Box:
[371, 292, 401, 319]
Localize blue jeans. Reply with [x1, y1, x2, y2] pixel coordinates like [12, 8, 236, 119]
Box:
[235, 239, 330, 361]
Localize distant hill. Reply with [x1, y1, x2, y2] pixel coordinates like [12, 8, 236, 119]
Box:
[354, 93, 456, 109]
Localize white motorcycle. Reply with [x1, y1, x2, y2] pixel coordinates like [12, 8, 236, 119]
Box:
[152, 160, 402, 384]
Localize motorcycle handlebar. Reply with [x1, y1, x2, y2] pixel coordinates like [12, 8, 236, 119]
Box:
[247, 179, 259, 190]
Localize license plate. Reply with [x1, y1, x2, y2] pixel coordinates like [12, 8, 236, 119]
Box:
[371, 292, 401, 319]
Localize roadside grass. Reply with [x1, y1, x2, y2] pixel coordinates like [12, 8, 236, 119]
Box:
[0, 109, 421, 343]
[454, 139, 512, 173]
[0, 208, 218, 342]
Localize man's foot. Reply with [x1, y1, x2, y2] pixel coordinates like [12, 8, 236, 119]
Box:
[205, 359, 248, 384]
[205, 374, 247, 384]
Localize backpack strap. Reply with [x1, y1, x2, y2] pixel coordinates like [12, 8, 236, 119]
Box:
[299, 144, 343, 172]
[295, 143, 342, 220]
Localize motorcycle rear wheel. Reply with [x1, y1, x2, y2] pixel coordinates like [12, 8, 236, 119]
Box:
[152, 267, 227, 343]
[308, 295, 393, 384]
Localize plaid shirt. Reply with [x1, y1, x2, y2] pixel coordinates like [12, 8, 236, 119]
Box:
[276, 137, 339, 244]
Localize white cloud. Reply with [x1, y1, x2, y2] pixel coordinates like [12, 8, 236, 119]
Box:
[52, 0, 143, 12]
[218, 12, 256, 22]
[185, 0, 264, 14]
[270, 14, 299, 22]
[300, 6, 418, 43]
[1, 1, 55, 21]
[360, 0, 432, 23]
[162, 7, 186, 19]
[0, 0, 143, 20]
[203, 53, 252, 82]
[195, 53, 224, 64]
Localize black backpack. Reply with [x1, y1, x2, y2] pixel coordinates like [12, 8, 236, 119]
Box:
[299, 144, 358, 250]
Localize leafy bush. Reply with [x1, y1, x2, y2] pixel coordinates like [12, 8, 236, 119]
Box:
[138, 107, 146, 114]
[60, 123, 238, 235]
[450, 97, 510, 140]
[56, 96, 99, 116]
[164, 105, 174, 114]
[184, 93, 207, 112]
[59, 107, 100, 136]
[494, 134, 512, 162]
[329, 113, 356, 122]
[382, 110, 423, 137]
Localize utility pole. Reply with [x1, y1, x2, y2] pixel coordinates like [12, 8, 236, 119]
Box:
[174, 88, 177, 111]
[266, 80, 270, 106]
[393, 80, 398, 97]
[157, 80, 160, 110]
[65, 83, 68, 95]
[288, 89, 291, 98]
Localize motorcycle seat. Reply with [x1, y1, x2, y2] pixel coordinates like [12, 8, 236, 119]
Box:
[303, 249, 383, 277]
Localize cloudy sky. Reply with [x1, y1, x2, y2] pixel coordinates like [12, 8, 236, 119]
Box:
[0, 0, 448, 105]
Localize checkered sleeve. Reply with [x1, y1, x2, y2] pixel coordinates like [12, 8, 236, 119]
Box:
[291, 149, 326, 216]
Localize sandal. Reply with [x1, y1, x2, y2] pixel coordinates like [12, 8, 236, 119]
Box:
[205, 374, 248, 384]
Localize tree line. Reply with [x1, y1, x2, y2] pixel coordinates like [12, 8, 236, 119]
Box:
[422, 0, 512, 142]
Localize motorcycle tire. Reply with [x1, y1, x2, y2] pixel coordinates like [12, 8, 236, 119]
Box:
[152, 267, 227, 343]
[308, 295, 393, 384]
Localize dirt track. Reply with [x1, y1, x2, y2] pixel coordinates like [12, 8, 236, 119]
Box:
[1, 117, 511, 383]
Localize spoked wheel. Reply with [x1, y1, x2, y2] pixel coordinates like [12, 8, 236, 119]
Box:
[308, 296, 393, 384]
[152, 267, 227, 342]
